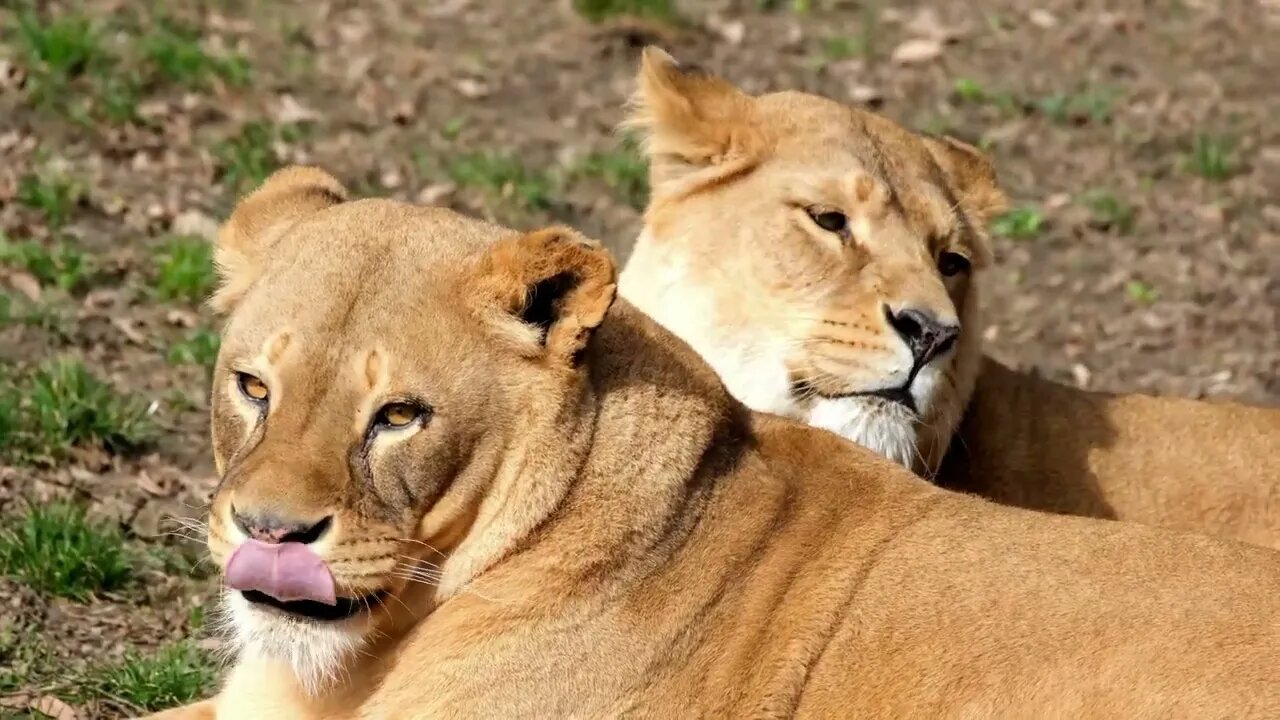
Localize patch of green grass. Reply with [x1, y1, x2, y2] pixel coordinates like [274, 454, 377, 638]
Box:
[1036, 86, 1119, 124]
[0, 626, 58, 694]
[16, 171, 83, 229]
[0, 358, 153, 466]
[212, 122, 301, 192]
[953, 78, 986, 103]
[572, 0, 680, 23]
[0, 503, 130, 600]
[153, 236, 216, 303]
[92, 70, 144, 124]
[0, 235, 93, 293]
[990, 206, 1045, 240]
[448, 151, 554, 211]
[569, 136, 649, 210]
[820, 35, 865, 62]
[142, 19, 250, 89]
[1182, 134, 1237, 181]
[441, 116, 466, 141]
[14, 10, 104, 88]
[1125, 279, 1159, 304]
[952, 78, 1019, 114]
[166, 326, 220, 370]
[1081, 190, 1136, 234]
[82, 642, 218, 713]
[0, 291, 73, 336]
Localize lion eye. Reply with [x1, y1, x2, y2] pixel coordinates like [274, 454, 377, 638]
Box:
[806, 207, 849, 236]
[236, 372, 269, 404]
[937, 251, 971, 277]
[375, 402, 422, 429]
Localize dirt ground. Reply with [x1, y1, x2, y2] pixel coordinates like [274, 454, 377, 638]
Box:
[1, 0, 1277, 717]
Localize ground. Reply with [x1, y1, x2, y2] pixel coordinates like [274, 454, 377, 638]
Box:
[0, 1, 1277, 717]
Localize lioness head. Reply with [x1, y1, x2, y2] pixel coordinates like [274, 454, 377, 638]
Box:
[205, 167, 617, 691]
[618, 48, 1006, 475]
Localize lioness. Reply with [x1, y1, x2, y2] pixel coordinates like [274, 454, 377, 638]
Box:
[619, 48, 1280, 548]
[147, 167, 1280, 719]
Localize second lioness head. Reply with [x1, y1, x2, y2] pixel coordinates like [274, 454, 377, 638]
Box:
[620, 48, 1007, 474]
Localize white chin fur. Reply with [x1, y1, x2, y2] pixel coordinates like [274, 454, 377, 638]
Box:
[221, 590, 365, 695]
[806, 398, 921, 470]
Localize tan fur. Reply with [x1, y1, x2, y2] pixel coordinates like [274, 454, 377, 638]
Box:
[618, 48, 1280, 549]
[144, 172, 1280, 719]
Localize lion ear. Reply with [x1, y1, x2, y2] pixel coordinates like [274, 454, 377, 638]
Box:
[924, 135, 1007, 220]
[923, 136, 1006, 265]
[625, 46, 766, 195]
[211, 166, 348, 314]
[472, 227, 618, 368]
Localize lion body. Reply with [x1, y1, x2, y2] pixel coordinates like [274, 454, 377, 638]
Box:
[940, 358, 1280, 547]
[617, 50, 1280, 549]
[145, 160, 1280, 719]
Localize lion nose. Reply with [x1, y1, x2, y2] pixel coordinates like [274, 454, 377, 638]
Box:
[884, 305, 960, 368]
[231, 506, 333, 545]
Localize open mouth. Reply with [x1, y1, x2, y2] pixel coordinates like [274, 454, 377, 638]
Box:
[241, 589, 387, 622]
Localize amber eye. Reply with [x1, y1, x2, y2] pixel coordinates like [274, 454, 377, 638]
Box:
[806, 207, 849, 236]
[937, 251, 971, 277]
[375, 402, 423, 429]
[236, 372, 269, 404]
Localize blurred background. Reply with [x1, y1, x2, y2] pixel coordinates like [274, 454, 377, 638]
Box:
[0, 1, 1276, 716]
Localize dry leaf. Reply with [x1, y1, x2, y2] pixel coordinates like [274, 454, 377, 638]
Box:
[7, 271, 41, 302]
[275, 94, 320, 125]
[416, 182, 457, 206]
[111, 316, 147, 345]
[136, 470, 169, 497]
[891, 38, 943, 65]
[32, 694, 79, 720]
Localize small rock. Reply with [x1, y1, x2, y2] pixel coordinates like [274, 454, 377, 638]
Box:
[1071, 363, 1092, 388]
[891, 38, 944, 65]
[380, 167, 404, 190]
[1028, 9, 1059, 28]
[706, 15, 746, 45]
[1044, 192, 1072, 210]
[166, 308, 198, 328]
[454, 77, 490, 99]
[416, 182, 457, 206]
[171, 209, 219, 241]
[848, 84, 882, 105]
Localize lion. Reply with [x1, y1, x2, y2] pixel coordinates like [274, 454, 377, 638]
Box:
[618, 48, 1280, 549]
[143, 166, 1280, 719]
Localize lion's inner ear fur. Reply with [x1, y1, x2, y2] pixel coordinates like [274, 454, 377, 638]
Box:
[627, 46, 766, 195]
[211, 166, 348, 314]
[474, 227, 618, 366]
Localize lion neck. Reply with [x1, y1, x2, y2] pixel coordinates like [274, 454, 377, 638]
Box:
[429, 301, 741, 606]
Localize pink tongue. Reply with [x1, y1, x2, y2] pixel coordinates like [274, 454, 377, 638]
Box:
[225, 539, 337, 605]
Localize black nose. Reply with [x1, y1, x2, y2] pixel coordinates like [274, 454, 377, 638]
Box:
[885, 306, 960, 368]
[231, 507, 333, 544]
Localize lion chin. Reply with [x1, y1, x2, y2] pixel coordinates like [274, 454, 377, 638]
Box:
[219, 590, 365, 696]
